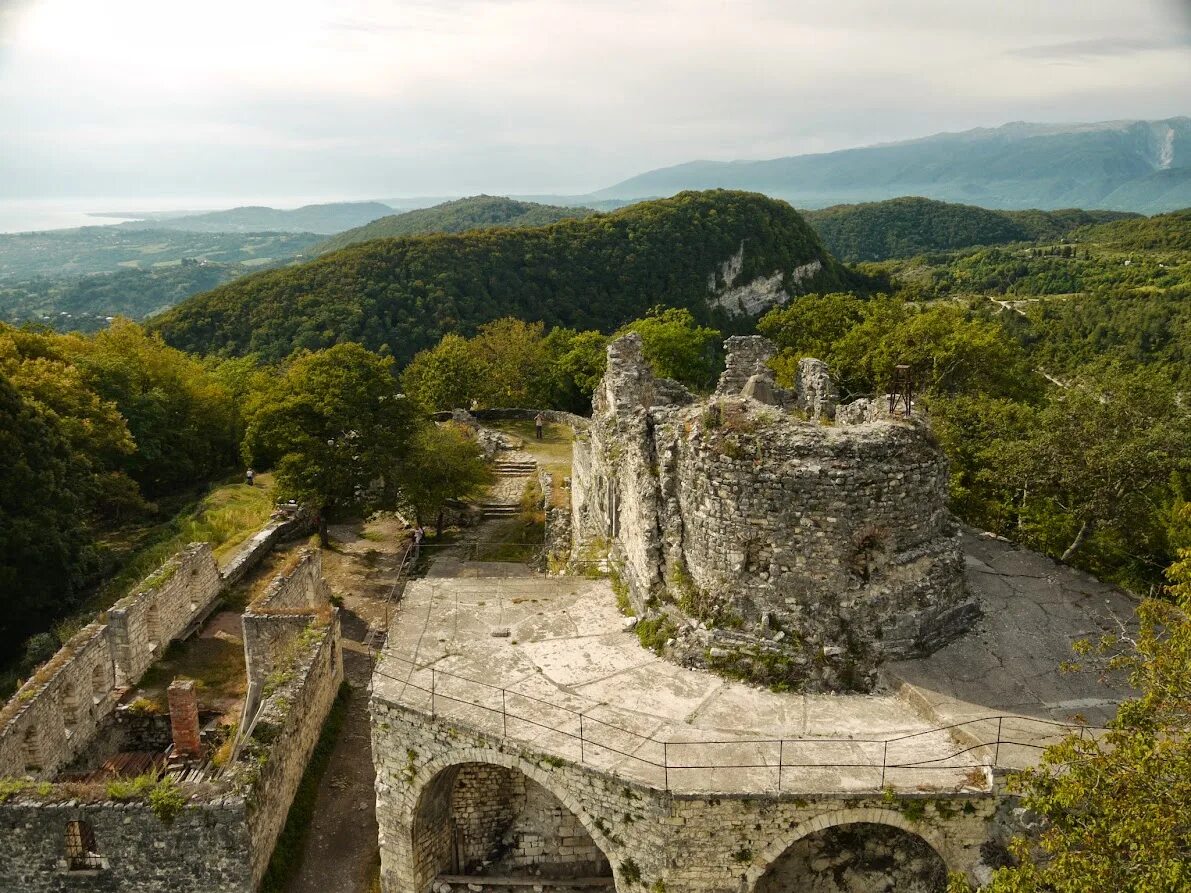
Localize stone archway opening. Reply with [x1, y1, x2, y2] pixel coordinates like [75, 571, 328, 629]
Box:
[755, 822, 949, 893]
[412, 762, 613, 891]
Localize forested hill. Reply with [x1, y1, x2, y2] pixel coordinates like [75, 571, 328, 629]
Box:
[152, 190, 854, 363]
[314, 195, 594, 254]
[803, 197, 1137, 262]
[1071, 208, 1191, 250]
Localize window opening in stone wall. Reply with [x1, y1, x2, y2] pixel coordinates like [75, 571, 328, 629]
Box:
[65, 820, 103, 871]
[22, 726, 41, 773]
[145, 602, 163, 650]
[61, 680, 81, 734]
[91, 662, 106, 699]
[607, 478, 620, 538]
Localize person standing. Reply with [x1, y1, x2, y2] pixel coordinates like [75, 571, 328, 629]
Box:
[245, 467, 255, 487]
[534, 412, 545, 441]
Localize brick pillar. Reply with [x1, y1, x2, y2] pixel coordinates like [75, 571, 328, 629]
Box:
[167, 679, 201, 758]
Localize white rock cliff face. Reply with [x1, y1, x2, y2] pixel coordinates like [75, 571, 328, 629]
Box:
[707, 241, 823, 316]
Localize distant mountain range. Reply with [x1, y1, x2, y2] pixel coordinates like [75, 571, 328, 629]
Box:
[112, 201, 397, 234]
[594, 118, 1191, 214]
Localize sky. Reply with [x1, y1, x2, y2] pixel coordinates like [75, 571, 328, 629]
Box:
[0, 0, 1189, 203]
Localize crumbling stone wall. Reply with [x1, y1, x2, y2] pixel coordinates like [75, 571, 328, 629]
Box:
[371, 699, 997, 893]
[107, 543, 223, 684]
[572, 334, 976, 691]
[0, 517, 341, 893]
[241, 611, 343, 886]
[0, 623, 117, 780]
[239, 549, 336, 756]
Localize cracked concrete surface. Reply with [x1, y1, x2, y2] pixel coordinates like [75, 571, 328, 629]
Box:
[883, 530, 1135, 767]
[374, 529, 1134, 795]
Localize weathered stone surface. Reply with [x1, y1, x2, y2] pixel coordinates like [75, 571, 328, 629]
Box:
[370, 699, 998, 893]
[572, 335, 977, 692]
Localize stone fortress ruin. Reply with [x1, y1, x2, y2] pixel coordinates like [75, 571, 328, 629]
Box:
[571, 334, 979, 691]
[371, 334, 1137, 893]
[0, 509, 343, 892]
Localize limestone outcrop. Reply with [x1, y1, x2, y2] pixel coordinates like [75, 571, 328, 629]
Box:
[571, 334, 977, 692]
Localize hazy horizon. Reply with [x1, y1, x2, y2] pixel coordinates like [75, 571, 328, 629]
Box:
[2, 0, 1190, 205]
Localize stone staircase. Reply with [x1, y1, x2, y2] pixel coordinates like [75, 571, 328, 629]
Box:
[494, 458, 537, 477]
[480, 501, 521, 518]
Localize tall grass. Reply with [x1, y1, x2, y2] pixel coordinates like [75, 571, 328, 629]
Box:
[97, 476, 276, 609]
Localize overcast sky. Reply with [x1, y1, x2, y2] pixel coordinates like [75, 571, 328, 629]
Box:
[1, 0, 1189, 203]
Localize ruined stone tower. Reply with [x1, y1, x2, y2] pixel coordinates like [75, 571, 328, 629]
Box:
[571, 334, 977, 691]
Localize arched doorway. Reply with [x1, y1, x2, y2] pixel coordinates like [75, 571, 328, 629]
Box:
[755, 821, 949, 893]
[411, 762, 613, 889]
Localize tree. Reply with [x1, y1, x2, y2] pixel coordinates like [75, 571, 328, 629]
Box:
[544, 328, 608, 413]
[618, 307, 721, 389]
[0, 370, 89, 651]
[400, 334, 484, 412]
[67, 319, 237, 494]
[398, 423, 494, 537]
[965, 527, 1191, 893]
[987, 365, 1191, 565]
[243, 343, 419, 545]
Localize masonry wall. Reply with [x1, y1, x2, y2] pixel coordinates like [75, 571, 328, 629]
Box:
[0, 796, 253, 893]
[572, 334, 977, 692]
[107, 543, 223, 684]
[220, 509, 310, 588]
[0, 624, 117, 780]
[447, 763, 608, 877]
[240, 612, 343, 887]
[371, 701, 998, 893]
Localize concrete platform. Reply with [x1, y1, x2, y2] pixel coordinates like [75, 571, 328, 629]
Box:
[884, 530, 1135, 767]
[375, 529, 1135, 796]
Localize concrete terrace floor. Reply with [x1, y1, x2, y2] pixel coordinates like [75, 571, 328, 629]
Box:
[373, 530, 1136, 797]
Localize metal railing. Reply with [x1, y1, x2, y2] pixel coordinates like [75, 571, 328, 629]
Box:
[373, 653, 1102, 794]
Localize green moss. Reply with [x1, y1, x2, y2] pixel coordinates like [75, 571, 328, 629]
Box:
[731, 846, 753, 864]
[620, 858, 642, 885]
[611, 570, 634, 616]
[635, 615, 677, 654]
[901, 799, 927, 822]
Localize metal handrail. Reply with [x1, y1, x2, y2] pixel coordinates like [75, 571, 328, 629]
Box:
[372, 655, 1102, 792]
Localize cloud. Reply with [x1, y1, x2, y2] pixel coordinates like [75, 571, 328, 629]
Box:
[0, 0, 1189, 200]
[1009, 35, 1191, 60]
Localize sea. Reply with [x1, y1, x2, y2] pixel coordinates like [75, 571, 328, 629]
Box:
[0, 196, 352, 234]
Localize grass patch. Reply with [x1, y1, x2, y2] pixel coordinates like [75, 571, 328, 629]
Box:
[136, 636, 247, 710]
[259, 680, 352, 893]
[98, 475, 276, 612]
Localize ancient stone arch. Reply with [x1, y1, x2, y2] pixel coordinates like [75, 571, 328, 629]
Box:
[406, 750, 616, 891]
[747, 807, 953, 892]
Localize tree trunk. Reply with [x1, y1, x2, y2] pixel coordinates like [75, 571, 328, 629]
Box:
[318, 511, 329, 548]
[1060, 519, 1092, 563]
[435, 508, 444, 540]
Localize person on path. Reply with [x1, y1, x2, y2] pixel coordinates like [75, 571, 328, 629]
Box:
[412, 524, 425, 559]
[245, 468, 255, 487]
[534, 412, 545, 440]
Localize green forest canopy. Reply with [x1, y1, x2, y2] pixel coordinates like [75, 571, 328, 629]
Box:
[802, 196, 1138, 262]
[150, 190, 855, 363]
[313, 195, 594, 254]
